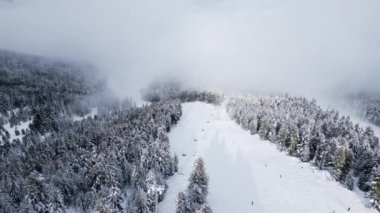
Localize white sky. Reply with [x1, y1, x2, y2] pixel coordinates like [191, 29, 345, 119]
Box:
[0, 0, 379, 99]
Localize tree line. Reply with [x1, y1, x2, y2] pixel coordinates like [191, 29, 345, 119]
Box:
[142, 80, 222, 105]
[0, 99, 182, 212]
[227, 95, 380, 211]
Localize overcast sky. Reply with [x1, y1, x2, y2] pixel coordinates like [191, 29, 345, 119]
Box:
[0, 0, 379, 99]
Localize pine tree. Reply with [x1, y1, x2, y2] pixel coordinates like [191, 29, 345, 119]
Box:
[176, 191, 189, 213]
[101, 158, 123, 213]
[131, 188, 151, 213]
[299, 124, 312, 162]
[288, 124, 300, 156]
[248, 119, 258, 135]
[22, 171, 49, 212]
[187, 158, 209, 211]
[176, 157, 212, 213]
[277, 125, 290, 149]
[333, 148, 353, 182]
[258, 117, 270, 139]
[371, 174, 380, 211]
[46, 184, 65, 213]
[196, 204, 213, 213]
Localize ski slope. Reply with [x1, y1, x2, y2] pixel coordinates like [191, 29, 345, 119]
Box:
[158, 102, 376, 213]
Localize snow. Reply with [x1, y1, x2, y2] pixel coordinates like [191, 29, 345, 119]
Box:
[72, 107, 98, 121]
[158, 102, 377, 213]
[3, 119, 32, 142]
[148, 185, 166, 196]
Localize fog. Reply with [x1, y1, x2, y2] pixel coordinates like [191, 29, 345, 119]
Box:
[1, 0, 379, 100]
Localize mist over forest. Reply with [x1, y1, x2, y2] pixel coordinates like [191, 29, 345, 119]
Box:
[1, 0, 379, 100]
[1, 1, 380, 213]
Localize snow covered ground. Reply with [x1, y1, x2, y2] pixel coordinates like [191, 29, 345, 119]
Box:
[3, 119, 32, 142]
[158, 102, 376, 213]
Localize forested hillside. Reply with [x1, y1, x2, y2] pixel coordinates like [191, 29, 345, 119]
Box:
[227, 95, 380, 210]
[345, 93, 380, 127]
[0, 49, 107, 142]
[1, 50, 378, 212]
[0, 50, 184, 212]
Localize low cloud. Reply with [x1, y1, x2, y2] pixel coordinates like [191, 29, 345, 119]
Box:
[1, 0, 379, 99]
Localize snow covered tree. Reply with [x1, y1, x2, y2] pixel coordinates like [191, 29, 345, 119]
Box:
[288, 124, 300, 156]
[22, 171, 49, 212]
[176, 191, 190, 213]
[46, 184, 66, 213]
[196, 204, 213, 213]
[248, 119, 258, 135]
[186, 158, 209, 211]
[334, 148, 353, 183]
[188, 158, 208, 204]
[95, 157, 123, 213]
[277, 125, 290, 149]
[258, 117, 271, 140]
[369, 173, 380, 211]
[299, 124, 312, 162]
[176, 158, 212, 213]
[142, 80, 182, 102]
[130, 188, 151, 213]
[0, 50, 188, 212]
[226, 94, 380, 199]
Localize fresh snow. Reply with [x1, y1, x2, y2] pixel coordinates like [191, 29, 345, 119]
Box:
[3, 119, 32, 142]
[158, 102, 376, 213]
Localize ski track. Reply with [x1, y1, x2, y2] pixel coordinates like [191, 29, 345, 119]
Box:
[158, 102, 376, 213]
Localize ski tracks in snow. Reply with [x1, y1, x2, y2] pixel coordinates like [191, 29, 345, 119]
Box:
[158, 102, 376, 213]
